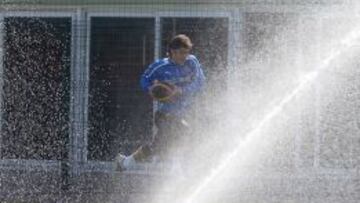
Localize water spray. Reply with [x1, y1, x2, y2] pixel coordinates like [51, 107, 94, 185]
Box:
[184, 27, 360, 203]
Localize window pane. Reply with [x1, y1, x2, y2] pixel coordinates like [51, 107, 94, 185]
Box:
[160, 17, 229, 131]
[1, 17, 71, 160]
[88, 17, 154, 161]
[161, 18, 229, 85]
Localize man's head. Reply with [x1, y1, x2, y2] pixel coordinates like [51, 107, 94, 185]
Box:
[168, 34, 193, 65]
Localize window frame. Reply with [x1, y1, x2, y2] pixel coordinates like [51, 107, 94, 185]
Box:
[0, 11, 77, 173]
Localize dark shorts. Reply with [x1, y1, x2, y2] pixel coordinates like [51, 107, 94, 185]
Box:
[144, 111, 191, 159]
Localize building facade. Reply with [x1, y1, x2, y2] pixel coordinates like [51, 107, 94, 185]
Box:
[0, 0, 359, 202]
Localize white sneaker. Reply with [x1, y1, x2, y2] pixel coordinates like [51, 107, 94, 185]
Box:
[115, 154, 138, 171]
[123, 155, 137, 170]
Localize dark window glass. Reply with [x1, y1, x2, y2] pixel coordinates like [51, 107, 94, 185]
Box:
[1, 17, 71, 160]
[161, 17, 229, 130]
[88, 17, 154, 161]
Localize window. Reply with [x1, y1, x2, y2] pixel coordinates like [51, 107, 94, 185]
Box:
[87, 17, 155, 161]
[1, 17, 71, 160]
[161, 17, 229, 132]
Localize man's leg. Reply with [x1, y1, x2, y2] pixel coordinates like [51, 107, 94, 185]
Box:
[115, 112, 171, 171]
[114, 145, 152, 171]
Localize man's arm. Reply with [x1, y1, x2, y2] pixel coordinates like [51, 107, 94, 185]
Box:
[181, 56, 206, 96]
[140, 73, 153, 93]
[140, 60, 165, 92]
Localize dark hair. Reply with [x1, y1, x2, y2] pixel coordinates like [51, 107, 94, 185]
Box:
[168, 34, 193, 50]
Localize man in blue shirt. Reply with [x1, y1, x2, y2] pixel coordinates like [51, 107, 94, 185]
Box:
[115, 34, 205, 171]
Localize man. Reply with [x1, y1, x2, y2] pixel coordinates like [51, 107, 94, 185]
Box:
[115, 34, 205, 171]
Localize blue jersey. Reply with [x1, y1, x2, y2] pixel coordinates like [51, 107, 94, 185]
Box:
[140, 55, 205, 116]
